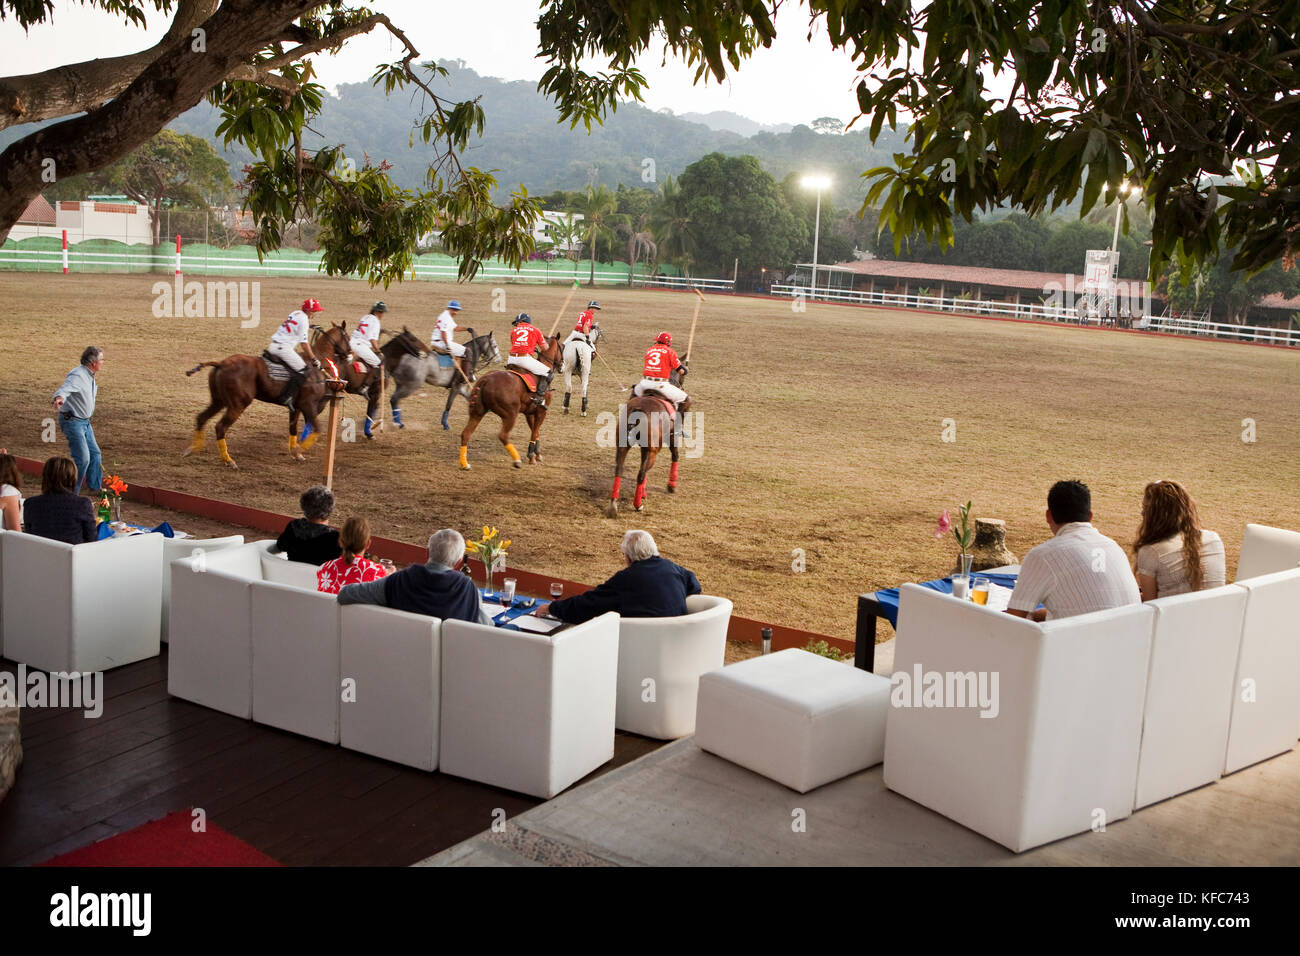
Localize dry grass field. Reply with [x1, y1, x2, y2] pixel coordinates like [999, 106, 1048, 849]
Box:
[2, 272, 1297, 640]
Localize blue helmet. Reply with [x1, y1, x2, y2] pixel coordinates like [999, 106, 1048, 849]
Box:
[512, 312, 531, 325]
[447, 300, 463, 311]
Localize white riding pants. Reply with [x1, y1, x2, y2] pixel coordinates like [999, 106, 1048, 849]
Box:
[634, 379, 686, 404]
[349, 335, 381, 368]
[266, 341, 306, 372]
[508, 354, 549, 376]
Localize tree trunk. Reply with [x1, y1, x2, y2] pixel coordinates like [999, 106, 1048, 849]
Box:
[588, 234, 596, 286]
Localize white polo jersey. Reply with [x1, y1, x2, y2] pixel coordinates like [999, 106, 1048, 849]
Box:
[271, 310, 310, 346]
[354, 312, 381, 342]
[1008, 522, 1141, 620]
[433, 310, 459, 348]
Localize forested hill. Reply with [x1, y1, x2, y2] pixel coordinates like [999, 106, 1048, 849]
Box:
[163, 62, 905, 208]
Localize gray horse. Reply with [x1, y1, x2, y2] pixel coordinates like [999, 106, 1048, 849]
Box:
[383, 328, 502, 430]
[560, 323, 604, 416]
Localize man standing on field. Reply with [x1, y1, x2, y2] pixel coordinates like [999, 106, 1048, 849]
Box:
[52, 346, 104, 494]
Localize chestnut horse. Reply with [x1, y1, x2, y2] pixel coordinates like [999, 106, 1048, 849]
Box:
[605, 365, 691, 515]
[184, 353, 328, 469]
[458, 333, 563, 469]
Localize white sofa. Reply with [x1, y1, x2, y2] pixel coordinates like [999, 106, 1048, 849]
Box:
[1223, 567, 1300, 773]
[1236, 523, 1300, 581]
[251, 579, 341, 743]
[260, 549, 322, 590]
[439, 612, 619, 798]
[340, 604, 441, 771]
[167, 540, 280, 717]
[160, 535, 244, 643]
[1134, 585, 1245, 809]
[883, 585, 1153, 853]
[0, 529, 163, 672]
[615, 594, 732, 739]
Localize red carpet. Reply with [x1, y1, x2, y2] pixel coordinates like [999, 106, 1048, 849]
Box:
[37, 811, 282, 867]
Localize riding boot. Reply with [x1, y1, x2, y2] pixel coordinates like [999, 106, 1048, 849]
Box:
[533, 370, 553, 407]
[563, 392, 571, 413]
[282, 369, 306, 408]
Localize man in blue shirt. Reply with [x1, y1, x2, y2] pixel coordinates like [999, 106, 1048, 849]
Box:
[548, 530, 701, 624]
[338, 528, 493, 625]
[52, 346, 104, 493]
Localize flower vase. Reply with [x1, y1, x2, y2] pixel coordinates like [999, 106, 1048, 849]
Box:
[111, 497, 122, 524]
[96, 498, 112, 524]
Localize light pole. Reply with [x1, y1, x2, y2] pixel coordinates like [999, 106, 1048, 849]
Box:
[1108, 182, 1134, 322]
[801, 174, 831, 299]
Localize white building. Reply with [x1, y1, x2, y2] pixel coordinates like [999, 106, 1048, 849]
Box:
[536, 211, 584, 253]
[9, 195, 154, 244]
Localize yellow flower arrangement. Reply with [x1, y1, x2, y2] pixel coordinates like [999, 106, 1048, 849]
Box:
[468, 526, 510, 573]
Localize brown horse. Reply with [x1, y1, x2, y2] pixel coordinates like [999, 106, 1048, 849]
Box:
[184, 352, 328, 469]
[605, 366, 691, 516]
[458, 334, 563, 469]
[310, 322, 385, 438]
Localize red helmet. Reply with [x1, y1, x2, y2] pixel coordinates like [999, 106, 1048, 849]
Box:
[655, 331, 672, 345]
[301, 298, 324, 313]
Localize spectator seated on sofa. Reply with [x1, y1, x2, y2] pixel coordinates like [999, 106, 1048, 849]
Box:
[547, 529, 701, 624]
[1007, 479, 1140, 622]
[337, 528, 492, 624]
[22, 455, 96, 544]
[317, 516, 390, 594]
[0, 450, 24, 531]
[1132, 480, 1226, 600]
[274, 484, 342, 565]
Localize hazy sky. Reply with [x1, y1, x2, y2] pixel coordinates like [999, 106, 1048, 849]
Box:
[3, 0, 869, 127]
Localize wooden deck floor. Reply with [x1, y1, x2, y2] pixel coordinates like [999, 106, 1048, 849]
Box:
[0, 653, 661, 866]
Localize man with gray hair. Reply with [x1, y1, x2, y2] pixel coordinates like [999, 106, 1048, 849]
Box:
[338, 528, 491, 624]
[51, 346, 104, 493]
[547, 529, 701, 624]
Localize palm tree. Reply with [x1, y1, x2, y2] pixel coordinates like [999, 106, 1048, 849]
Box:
[625, 212, 657, 285]
[570, 185, 620, 286]
[649, 175, 695, 276]
[543, 214, 583, 262]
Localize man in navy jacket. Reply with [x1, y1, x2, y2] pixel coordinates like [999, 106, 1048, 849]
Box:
[548, 530, 701, 624]
[338, 528, 492, 625]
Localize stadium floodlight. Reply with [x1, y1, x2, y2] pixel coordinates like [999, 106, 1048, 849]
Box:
[801, 175, 832, 298]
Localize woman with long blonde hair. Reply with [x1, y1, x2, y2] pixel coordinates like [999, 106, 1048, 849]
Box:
[1133, 480, 1226, 600]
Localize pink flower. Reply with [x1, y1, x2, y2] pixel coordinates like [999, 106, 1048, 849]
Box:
[935, 510, 951, 539]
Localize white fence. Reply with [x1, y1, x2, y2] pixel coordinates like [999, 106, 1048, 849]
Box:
[632, 274, 735, 293]
[769, 284, 1300, 347]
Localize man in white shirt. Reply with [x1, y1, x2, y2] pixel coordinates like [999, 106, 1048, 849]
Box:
[431, 299, 472, 380]
[1007, 480, 1140, 622]
[350, 301, 385, 370]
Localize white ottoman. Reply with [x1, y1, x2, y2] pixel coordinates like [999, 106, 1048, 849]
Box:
[694, 649, 891, 793]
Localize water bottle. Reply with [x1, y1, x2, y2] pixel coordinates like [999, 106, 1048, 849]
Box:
[761, 627, 772, 655]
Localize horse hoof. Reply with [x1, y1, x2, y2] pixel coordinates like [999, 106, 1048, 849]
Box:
[225, 461, 240, 470]
[294, 453, 306, 462]
[512, 459, 523, 469]
[634, 504, 644, 513]
[182, 448, 194, 458]
[667, 485, 677, 494]
[604, 501, 619, 518]
[461, 463, 472, 470]
[582, 410, 587, 417]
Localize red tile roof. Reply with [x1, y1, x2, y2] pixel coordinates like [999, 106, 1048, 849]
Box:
[18, 194, 56, 225]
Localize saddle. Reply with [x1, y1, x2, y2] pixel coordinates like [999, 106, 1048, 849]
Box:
[261, 351, 293, 382]
[507, 368, 539, 392]
[640, 394, 676, 418]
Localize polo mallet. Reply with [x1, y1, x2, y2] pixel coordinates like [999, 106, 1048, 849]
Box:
[549, 279, 582, 337]
[593, 348, 631, 392]
[685, 286, 704, 361]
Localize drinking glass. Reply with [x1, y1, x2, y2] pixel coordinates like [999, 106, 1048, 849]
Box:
[549, 582, 563, 599]
[501, 578, 517, 607]
[971, 577, 990, 605]
[951, 574, 970, 600]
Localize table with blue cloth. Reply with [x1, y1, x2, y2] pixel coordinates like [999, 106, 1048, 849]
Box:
[95, 520, 180, 540]
[853, 566, 1020, 672]
[478, 589, 561, 631]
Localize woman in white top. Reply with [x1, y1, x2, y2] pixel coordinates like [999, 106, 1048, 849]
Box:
[0, 451, 23, 531]
[1132, 480, 1226, 600]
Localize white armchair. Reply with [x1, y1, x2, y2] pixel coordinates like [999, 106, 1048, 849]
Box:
[883, 585, 1153, 853]
[439, 612, 619, 798]
[615, 594, 732, 739]
[1, 530, 163, 672]
[250, 580, 341, 743]
[1235, 523, 1300, 581]
[160, 535, 244, 643]
[259, 550, 323, 590]
[1223, 567, 1300, 774]
[167, 540, 275, 718]
[340, 604, 441, 771]
[1134, 585, 1245, 809]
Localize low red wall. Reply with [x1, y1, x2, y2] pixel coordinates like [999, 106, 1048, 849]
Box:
[13, 456, 854, 655]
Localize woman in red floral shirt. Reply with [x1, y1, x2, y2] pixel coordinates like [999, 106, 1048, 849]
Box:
[317, 516, 390, 594]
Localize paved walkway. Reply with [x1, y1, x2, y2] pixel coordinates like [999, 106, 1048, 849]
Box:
[421, 638, 1300, 867]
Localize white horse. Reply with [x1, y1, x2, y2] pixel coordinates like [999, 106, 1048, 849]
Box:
[560, 323, 603, 416]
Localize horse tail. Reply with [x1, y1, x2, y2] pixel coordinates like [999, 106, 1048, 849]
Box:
[186, 361, 222, 376]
